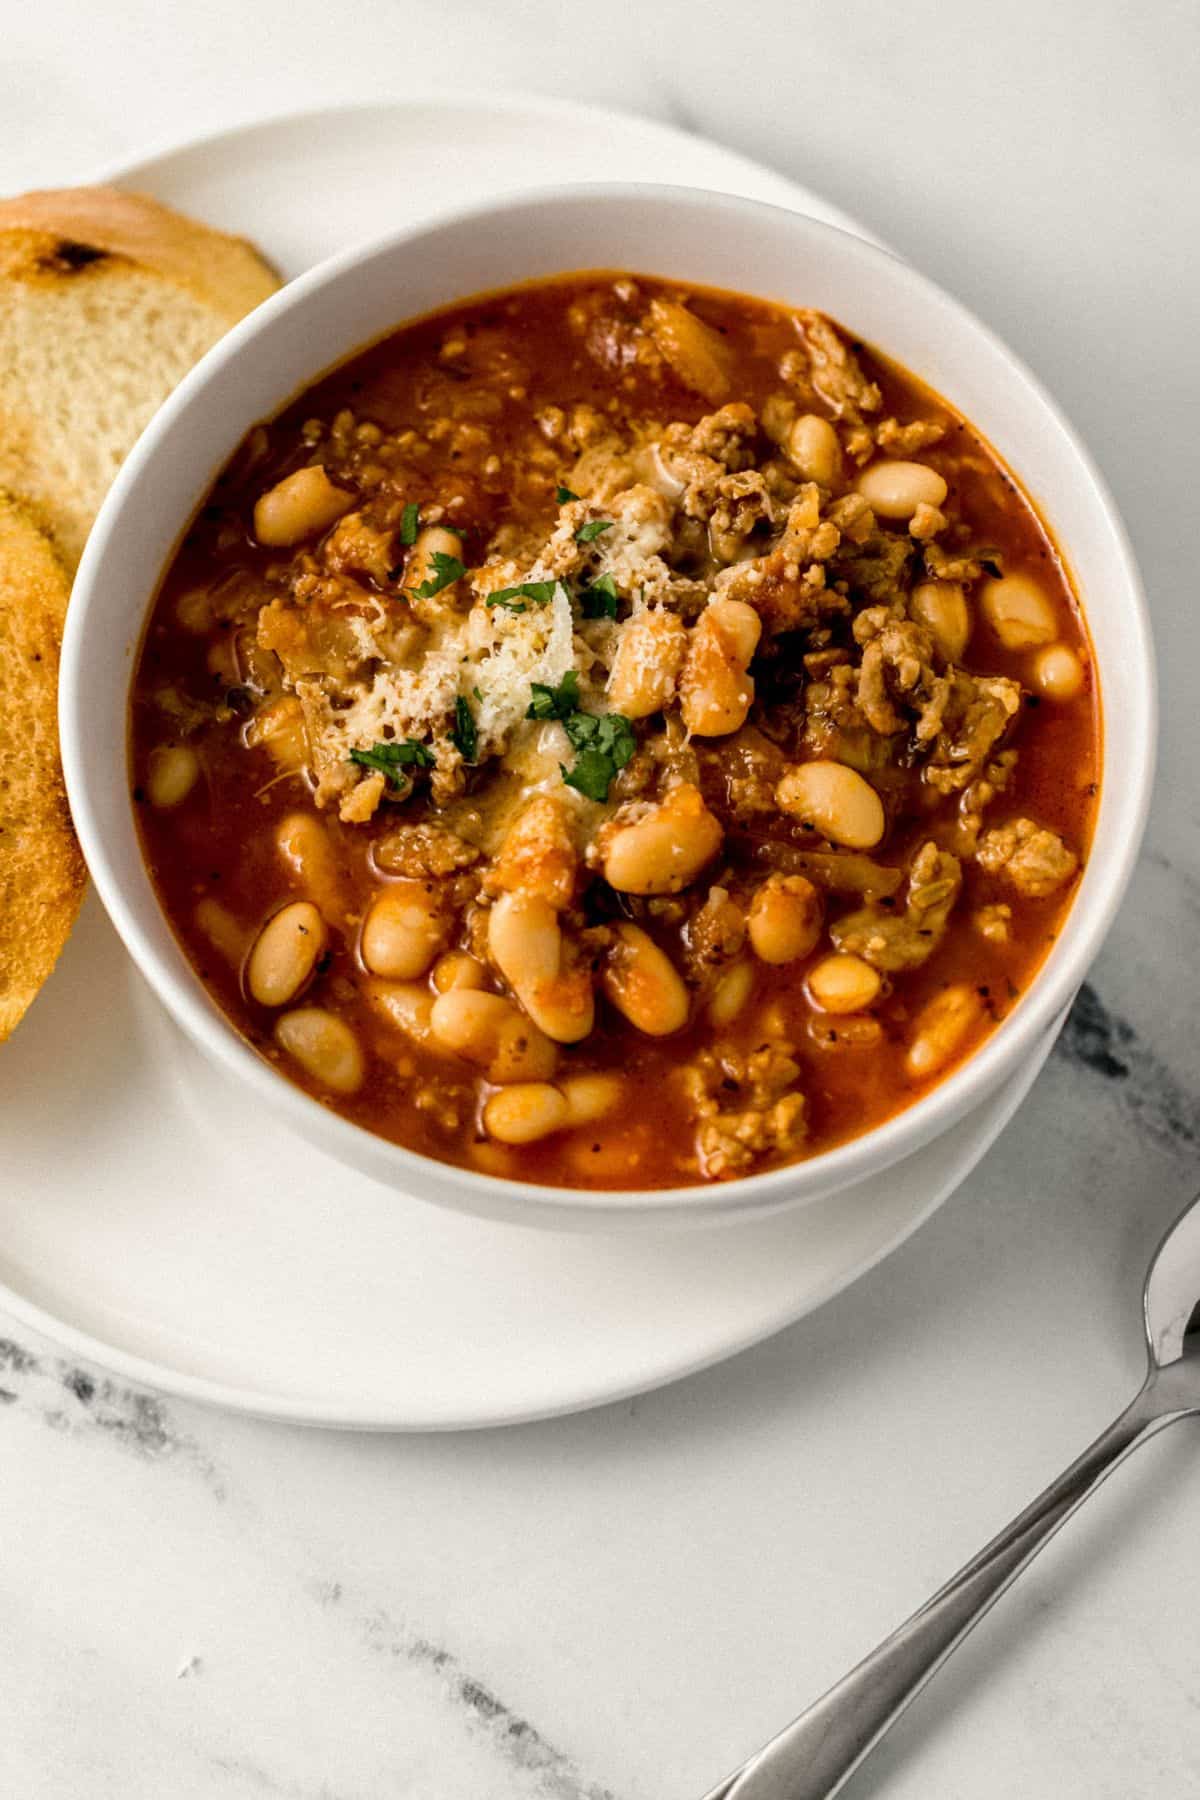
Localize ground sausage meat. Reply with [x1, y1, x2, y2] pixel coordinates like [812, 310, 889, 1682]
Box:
[976, 818, 1080, 898]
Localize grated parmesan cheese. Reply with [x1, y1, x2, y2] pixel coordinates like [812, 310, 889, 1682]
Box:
[462, 578, 576, 755]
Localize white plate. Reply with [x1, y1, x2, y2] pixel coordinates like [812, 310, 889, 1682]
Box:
[1, 96, 1049, 1428]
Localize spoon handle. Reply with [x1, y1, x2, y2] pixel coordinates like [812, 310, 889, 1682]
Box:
[706, 1373, 1181, 1800]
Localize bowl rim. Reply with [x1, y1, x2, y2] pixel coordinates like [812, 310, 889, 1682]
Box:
[60, 179, 1157, 1224]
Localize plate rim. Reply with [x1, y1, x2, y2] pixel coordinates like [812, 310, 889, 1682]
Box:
[0, 1011, 1057, 1431]
[86, 90, 869, 238]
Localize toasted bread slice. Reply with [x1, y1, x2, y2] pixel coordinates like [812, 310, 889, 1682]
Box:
[0, 491, 86, 1039]
[0, 186, 279, 567]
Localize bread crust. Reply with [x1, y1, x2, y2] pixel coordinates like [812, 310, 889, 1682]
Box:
[0, 491, 86, 1041]
[0, 185, 279, 319]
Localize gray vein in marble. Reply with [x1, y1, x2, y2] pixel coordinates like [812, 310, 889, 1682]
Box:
[0, 1335, 226, 1492]
[340, 1590, 619, 1800]
[0, 1330, 619, 1798]
[1054, 981, 1197, 1151]
[0, 1336, 39, 1376]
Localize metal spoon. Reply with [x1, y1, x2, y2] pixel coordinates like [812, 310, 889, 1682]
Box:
[702, 1187, 1200, 1800]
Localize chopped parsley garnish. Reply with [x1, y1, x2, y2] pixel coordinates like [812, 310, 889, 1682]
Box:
[555, 484, 580, 504]
[526, 673, 634, 799]
[449, 696, 477, 763]
[527, 670, 580, 722]
[560, 710, 636, 801]
[349, 740, 435, 787]
[486, 579, 560, 612]
[575, 519, 613, 544]
[411, 550, 466, 599]
[579, 573, 618, 619]
[400, 502, 420, 545]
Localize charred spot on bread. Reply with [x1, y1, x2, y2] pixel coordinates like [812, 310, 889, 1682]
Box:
[40, 239, 107, 274]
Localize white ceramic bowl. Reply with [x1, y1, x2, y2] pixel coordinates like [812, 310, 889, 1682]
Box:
[60, 184, 1155, 1231]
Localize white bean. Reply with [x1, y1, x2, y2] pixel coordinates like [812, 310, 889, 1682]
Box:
[856, 460, 947, 521]
[194, 898, 246, 967]
[489, 794, 579, 911]
[146, 744, 199, 809]
[748, 874, 823, 964]
[602, 924, 689, 1037]
[360, 883, 447, 980]
[254, 466, 354, 546]
[776, 761, 885, 850]
[607, 609, 687, 719]
[679, 598, 762, 736]
[247, 901, 328, 1007]
[274, 1007, 364, 1094]
[807, 953, 882, 1015]
[909, 580, 971, 663]
[980, 574, 1056, 650]
[786, 413, 841, 487]
[275, 812, 350, 928]
[429, 988, 558, 1084]
[365, 978, 436, 1047]
[483, 1083, 570, 1146]
[601, 784, 723, 896]
[560, 1073, 626, 1129]
[488, 890, 594, 1043]
[905, 984, 983, 1079]
[430, 989, 512, 1061]
[487, 1012, 561, 1084]
[708, 960, 755, 1027]
[431, 951, 487, 994]
[1030, 643, 1084, 701]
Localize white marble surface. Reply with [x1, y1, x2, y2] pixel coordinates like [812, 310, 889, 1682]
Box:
[3, 1, 1200, 1794]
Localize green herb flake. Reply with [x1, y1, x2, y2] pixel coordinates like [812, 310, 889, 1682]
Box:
[349, 740, 436, 787]
[412, 551, 466, 600]
[574, 519, 613, 544]
[561, 747, 622, 802]
[555, 484, 580, 504]
[486, 579, 560, 612]
[562, 707, 637, 802]
[527, 670, 581, 722]
[563, 709, 636, 765]
[579, 573, 619, 619]
[400, 502, 420, 545]
[449, 696, 478, 763]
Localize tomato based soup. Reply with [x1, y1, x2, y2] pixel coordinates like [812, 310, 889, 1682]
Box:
[131, 274, 1099, 1188]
